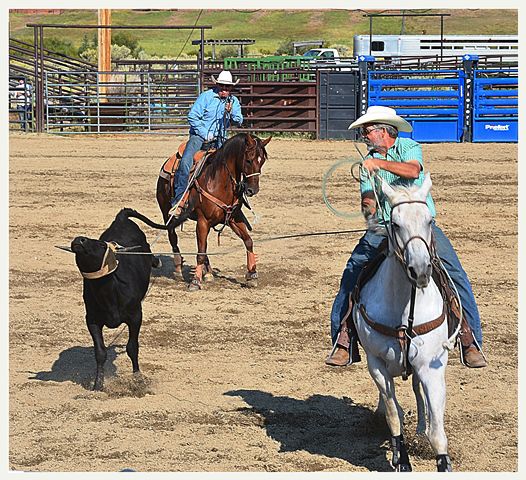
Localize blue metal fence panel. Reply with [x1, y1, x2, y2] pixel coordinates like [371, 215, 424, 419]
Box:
[368, 69, 465, 142]
[472, 69, 518, 142]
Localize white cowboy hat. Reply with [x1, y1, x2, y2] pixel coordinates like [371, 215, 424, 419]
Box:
[348, 106, 412, 132]
[212, 70, 239, 86]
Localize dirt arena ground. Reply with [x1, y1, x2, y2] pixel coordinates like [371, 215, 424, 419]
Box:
[8, 132, 517, 473]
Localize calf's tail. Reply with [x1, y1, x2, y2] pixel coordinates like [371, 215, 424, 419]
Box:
[119, 208, 168, 230]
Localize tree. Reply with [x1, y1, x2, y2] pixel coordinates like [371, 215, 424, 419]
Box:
[275, 38, 295, 56]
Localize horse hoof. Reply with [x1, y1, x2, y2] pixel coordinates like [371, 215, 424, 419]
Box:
[395, 464, 412, 472]
[187, 280, 202, 291]
[436, 455, 452, 472]
[245, 272, 258, 288]
[173, 270, 184, 281]
[395, 463, 413, 472]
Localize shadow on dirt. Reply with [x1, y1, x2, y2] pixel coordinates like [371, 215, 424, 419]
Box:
[151, 254, 180, 279]
[151, 253, 248, 288]
[225, 389, 392, 471]
[27, 345, 118, 390]
[151, 254, 244, 286]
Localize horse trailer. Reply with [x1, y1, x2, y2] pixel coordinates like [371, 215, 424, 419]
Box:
[353, 34, 518, 61]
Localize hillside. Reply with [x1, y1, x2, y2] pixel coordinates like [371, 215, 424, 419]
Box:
[9, 8, 518, 59]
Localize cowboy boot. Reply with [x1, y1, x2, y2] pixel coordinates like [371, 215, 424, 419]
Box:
[458, 315, 487, 368]
[169, 190, 190, 218]
[325, 316, 361, 367]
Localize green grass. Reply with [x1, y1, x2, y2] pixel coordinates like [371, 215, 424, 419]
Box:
[9, 9, 518, 59]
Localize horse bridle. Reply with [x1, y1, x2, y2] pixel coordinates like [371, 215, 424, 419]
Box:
[234, 144, 262, 194]
[387, 199, 436, 269]
[385, 199, 440, 380]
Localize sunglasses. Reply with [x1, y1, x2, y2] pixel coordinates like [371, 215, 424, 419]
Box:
[361, 126, 383, 136]
[218, 84, 233, 90]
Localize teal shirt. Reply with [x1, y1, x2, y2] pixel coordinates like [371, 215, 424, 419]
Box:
[360, 137, 436, 223]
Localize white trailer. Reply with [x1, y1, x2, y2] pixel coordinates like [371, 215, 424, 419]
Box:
[353, 34, 518, 61]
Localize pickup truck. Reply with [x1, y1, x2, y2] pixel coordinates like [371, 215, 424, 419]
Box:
[302, 48, 356, 69]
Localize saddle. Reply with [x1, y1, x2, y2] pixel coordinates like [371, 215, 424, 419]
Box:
[159, 141, 216, 196]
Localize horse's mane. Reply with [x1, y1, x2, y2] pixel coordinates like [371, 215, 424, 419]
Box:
[206, 133, 248, 177]
[389, 183, 421, 203]
[366, 182, 424, 233]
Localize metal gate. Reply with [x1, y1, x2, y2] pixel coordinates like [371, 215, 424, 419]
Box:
[318, 71, 360, 140]
[367, 69, 466, 142]
[44, 70, 200, 134]
[471, 68, 518, 142]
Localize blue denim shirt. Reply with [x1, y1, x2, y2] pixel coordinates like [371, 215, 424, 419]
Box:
[188, 87, 243, 141]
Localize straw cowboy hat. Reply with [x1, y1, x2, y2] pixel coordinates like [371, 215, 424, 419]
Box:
[348, 106, 412, 132]
[212, 70, 239, 86]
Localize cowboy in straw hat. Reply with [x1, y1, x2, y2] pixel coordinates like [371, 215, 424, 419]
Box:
[170, 70, 243, 218]
[325, 105, 486, 369]
[212, 70, 240, 86]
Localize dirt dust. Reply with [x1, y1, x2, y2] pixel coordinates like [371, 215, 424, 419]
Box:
[8, 133, 517, 472]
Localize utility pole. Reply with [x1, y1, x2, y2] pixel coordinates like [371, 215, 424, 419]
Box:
[98, 9, 111, 99]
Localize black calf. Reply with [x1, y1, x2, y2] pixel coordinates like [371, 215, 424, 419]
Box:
[71, 208, 166, 390]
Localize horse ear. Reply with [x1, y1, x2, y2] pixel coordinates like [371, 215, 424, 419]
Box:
[261, 136, 272, 147]
[381, 180, 396, 203]
[418, 172, 432, 200]
[246, 134, 256, 147]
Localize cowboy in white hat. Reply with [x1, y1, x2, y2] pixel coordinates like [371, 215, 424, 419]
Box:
[325, 105, 486, 369]
[170, 70, 243, 217]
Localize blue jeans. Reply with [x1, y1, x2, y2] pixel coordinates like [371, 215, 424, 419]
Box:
[173, 133, 204, 204]
[330, 223, 483, 346]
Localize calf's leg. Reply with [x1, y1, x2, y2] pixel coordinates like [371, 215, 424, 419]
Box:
[126, 311, 142, 373]
[87, 322, 106, 391]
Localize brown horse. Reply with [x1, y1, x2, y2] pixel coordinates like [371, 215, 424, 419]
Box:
[156, 132, 271, 290]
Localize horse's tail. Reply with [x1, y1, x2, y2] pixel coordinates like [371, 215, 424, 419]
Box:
[119, 208, 169, 230]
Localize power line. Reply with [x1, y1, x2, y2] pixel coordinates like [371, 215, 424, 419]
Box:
[175, 9, 203, 61]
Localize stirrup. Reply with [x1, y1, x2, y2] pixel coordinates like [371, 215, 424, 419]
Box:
[169, 195, 187, 217]
[168, 203, 183, 217]
[349, 336, 361, 364]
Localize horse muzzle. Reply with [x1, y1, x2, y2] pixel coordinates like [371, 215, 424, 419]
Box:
[245, 186, 259, 197]
[406, 263, 432, 289]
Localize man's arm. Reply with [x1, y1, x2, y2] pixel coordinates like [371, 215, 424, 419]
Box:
[187, 92, 207, 139]
[229, 96, 243, 125]
[362, 158, 421, 179]
[361, 191, 377, 219]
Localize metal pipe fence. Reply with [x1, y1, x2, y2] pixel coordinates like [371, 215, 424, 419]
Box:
[40, 68, 318, 135]
[9, 75, 35, 132]
[43, 69, 200, 134]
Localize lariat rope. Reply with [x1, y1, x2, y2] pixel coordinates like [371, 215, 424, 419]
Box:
[55, 228, 367, 257]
